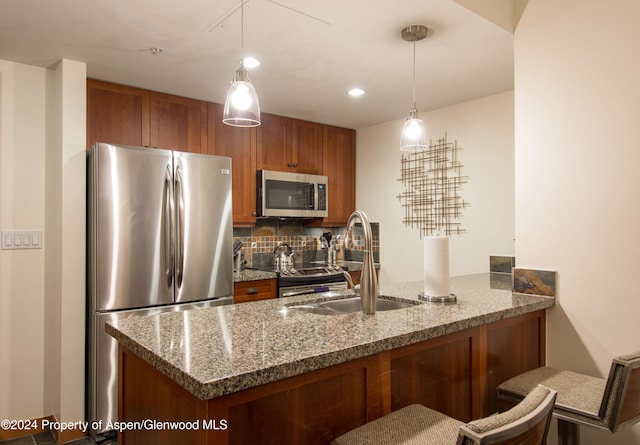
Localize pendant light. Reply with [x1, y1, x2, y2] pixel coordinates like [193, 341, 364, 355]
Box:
[400, 25, 429, 151]
[223, 0, 261, 127]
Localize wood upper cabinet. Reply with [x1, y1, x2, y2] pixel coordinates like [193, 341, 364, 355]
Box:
[208, 102, 257, 226]
[256, 113, 291, 171]
[87, 79, 150, 150]
[322, 125, 356, 226]
[257, 113, 323, 174]
[87, 80, 357, 228]
[87, 80, 208, 154]
[291, 119, 324, 175]
[149, 92, 207, 153]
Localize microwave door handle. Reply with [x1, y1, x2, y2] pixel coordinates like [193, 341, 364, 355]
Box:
[175, 165, 184, 288]
[312, 183, 316, 209]
[163, 165, 174, 289]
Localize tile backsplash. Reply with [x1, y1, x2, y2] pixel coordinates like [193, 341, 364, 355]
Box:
[512, 268, 556, 297]
[488, 256, 556, 297]
[233, 219, 380, 269]
[490, 255, 516, 273]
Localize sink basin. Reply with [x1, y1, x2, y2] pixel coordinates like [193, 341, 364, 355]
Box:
[287, 296, 419, 315]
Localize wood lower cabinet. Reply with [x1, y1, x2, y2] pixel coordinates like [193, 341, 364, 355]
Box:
[87, 79, 150, 149]
[347, 269, 379, 286]
[118, 310, 546, 445]
[233, 279, 277, 304]
[207, 103, 257, 226]
[349, 270, 361, 286]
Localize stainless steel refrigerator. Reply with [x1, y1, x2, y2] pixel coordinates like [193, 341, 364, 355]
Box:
[86, 143, 234, 436]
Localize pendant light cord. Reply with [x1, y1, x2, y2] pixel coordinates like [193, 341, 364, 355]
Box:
[412, 39, 417, 109]
[240, 0, 245, 63]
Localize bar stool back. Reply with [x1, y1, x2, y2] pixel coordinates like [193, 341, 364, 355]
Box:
[331, 385, 557, 445]
[497, 351, 640, 445]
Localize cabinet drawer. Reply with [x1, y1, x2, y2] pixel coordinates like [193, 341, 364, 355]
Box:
[234, 279, 277, 304]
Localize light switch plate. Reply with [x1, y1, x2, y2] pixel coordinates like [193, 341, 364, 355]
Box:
[1, 230, 43, 250]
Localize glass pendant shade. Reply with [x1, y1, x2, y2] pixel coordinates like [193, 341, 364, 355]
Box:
[400, 25, 430, 152]
[400, 108, 428, 151]
[223, 66, 261, 127]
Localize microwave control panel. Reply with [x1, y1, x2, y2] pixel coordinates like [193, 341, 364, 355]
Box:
[318, 184, 327, 211]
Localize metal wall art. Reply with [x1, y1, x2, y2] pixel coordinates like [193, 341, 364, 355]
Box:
[397, 134, 469, 237]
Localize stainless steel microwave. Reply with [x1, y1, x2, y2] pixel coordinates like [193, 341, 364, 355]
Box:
[257, 170, 328, 218]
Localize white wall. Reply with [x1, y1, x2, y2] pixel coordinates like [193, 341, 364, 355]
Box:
[0, 60, 48, 420]
[356, 91, 515, 285]
[515, 0, 640, 444]
[48, 59, 87, 429]
[0, 59, 86, 431]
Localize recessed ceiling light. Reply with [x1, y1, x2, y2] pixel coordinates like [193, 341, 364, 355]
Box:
[243, 56, 261, 69]
[348, 88, 365, 97]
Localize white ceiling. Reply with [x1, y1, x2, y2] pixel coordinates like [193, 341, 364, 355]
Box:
[0, 0, 515, 129]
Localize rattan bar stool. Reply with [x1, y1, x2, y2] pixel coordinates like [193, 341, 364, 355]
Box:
[497, 351, 640, 445]
[331, 385, 556, 445]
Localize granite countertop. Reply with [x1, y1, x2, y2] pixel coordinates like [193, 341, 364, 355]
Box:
[233, 268, 277, 283]
[106, 273, 554, 401]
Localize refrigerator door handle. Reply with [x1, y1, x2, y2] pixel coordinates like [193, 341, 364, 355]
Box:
[175, 165, 184, 288]
[163, 165, 175, 288]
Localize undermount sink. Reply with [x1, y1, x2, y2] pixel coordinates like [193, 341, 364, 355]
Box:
[287, 296, 419, 315]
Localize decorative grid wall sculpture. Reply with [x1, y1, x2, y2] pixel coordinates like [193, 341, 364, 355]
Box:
[397, 134, 469, 238]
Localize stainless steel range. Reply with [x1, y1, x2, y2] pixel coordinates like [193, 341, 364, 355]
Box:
[250, 262, 347, 297]
[251, 242, 349, 297]
[276, 266, 348, 297]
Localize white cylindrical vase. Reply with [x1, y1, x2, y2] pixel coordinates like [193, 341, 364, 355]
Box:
[423, 235, 452, 300]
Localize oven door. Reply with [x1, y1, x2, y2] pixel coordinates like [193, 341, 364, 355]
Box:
[279, 281, 348, 298]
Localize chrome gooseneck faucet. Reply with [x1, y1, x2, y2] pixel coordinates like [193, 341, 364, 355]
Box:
[344, 210, 378, 314]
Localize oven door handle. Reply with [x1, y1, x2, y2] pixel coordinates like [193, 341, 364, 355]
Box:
[281, 286, 330, 298]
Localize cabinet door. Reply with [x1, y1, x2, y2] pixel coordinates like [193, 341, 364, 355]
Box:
[256, 113, 292, 172]
[87, 79, 150, 150]
[149, 92, 207, 153]
[291, 119, 323, 175]
[208, 103, 257, 226]
[323, 125, 356, 226]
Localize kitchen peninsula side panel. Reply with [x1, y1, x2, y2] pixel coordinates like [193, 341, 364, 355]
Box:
[116, 309, 546, 445]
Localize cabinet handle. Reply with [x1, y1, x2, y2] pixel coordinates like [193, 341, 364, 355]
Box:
[246, 287, 258, 295]
[293, 163, 298, 167]
[287, 162, 292, 167]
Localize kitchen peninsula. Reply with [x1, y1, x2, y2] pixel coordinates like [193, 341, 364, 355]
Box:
[106, 273, 554, 445]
